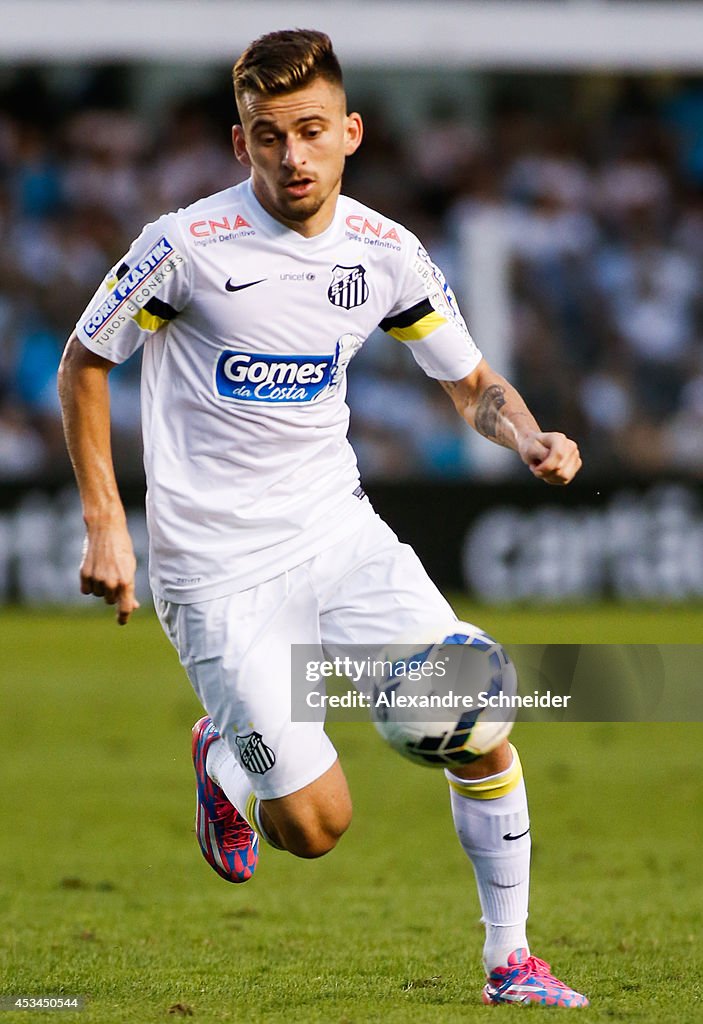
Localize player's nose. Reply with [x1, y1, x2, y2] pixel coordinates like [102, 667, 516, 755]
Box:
[282, 135, 306, 170]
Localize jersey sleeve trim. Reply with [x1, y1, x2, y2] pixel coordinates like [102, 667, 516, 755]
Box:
[135, 296, 179, 332]
[379, 298, 449, 342]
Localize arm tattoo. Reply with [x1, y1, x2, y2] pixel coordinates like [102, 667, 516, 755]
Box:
[475, 384, 507, 439]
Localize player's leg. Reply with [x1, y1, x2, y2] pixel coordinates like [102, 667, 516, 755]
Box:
[315, 509, 587, 1007]
[442, 710, 587, 1005]
[193, 715, 351, 862]
[447, 741, 531, 972]
[201, 571, 353, 858]
[156, 569, 352, 874]
[449, 739, 588, 1007]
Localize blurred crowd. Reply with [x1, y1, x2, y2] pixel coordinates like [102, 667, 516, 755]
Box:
[1, 70, 702, 483]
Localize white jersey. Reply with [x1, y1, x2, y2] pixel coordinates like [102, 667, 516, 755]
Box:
[75, 179, 482, 602]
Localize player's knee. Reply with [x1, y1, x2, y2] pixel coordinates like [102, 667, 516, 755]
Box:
[451, 738, 513, 780]
[286, 829, 340, 859]
[261, 760, 353, 858]
[281, 806, 352, 859]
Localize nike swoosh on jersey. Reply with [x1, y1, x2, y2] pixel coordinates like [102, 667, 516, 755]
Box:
[225, 278, 266, 292]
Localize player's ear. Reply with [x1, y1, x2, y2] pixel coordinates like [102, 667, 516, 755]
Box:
[344, 112, 363, 157]
[232, 124, 251, 167]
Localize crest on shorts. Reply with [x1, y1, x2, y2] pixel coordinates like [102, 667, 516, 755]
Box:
[235, 731, 276, 774]
[328, 264, 369, 309]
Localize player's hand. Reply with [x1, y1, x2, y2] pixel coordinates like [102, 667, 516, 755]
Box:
[80, 523, 140, 625]
[518, 431, 582, 485]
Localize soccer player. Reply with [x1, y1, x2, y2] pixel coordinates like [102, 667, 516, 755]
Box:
[58, 30, 587, 1008]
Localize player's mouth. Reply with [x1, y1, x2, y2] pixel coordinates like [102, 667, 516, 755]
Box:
[282, 178, 316, 198]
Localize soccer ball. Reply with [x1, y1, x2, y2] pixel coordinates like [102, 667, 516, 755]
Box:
[370, 623, 517, 768]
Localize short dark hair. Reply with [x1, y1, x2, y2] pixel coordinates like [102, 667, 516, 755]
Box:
[233, 29, 343, 104]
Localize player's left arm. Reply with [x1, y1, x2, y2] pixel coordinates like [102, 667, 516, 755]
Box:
[440, 358, 582, 485]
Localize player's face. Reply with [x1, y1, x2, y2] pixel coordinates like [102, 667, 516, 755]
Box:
[233, 77, 363, 237]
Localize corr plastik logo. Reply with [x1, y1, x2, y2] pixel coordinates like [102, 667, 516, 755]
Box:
[214, 333, 363, 405]
[82, 236, 182, 340]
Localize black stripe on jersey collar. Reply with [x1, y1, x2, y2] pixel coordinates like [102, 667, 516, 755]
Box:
[379, 297, 434, 332]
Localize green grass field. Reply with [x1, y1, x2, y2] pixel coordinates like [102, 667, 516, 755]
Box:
[2, 603, 702, 1023]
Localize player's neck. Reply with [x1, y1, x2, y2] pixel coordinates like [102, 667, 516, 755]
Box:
[250, 180, 340, 238]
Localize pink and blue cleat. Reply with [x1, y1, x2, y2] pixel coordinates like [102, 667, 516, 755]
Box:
[482, 948, 589, 1008]
[191, 716, 259, 883]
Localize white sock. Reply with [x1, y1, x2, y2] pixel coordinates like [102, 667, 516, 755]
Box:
[206, 738, 283, 849]
[445, 745, 531, 974]
[206, 737, 256, 826]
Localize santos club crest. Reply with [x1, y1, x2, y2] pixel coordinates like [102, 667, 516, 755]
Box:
[235, 731, 276, 774]
[328, 264, 369, 309]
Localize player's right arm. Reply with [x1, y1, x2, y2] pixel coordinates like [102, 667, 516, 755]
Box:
[58, 214, 189, 624]
[58, 335, 139, 625]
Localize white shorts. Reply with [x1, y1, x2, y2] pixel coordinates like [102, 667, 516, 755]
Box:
[155, 506, 457, 799]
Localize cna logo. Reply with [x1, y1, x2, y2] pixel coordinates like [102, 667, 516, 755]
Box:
[214, 334, 363, 404]
[345, 215, 401, 242]
[189, 214, 252, 238]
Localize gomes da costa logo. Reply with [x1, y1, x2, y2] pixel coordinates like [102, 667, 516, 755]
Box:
[214, 335, 363, 405]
